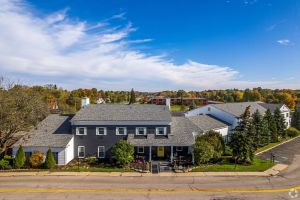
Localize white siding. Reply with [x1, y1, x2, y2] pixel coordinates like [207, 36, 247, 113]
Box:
[213, 127, 229, 137]
[13, 146, 66, 165]
[186, 105, 238, 130]
[64, 137, 74, 164]
[280, 105, 291, 128]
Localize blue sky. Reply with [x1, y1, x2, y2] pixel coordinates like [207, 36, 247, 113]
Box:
[0, 0, 299, 91]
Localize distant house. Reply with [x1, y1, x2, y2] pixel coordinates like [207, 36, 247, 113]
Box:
[151, 97, 208, 106]
[185, 102, 291, 134]
[13, 99, 229, 165]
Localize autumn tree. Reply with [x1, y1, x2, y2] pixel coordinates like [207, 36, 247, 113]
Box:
[0, 79, 49, 153]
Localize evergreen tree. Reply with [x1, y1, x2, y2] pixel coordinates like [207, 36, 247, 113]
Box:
[292, 107, 300, 130]
[252, 110, 271, 147]
[274, 107, 287, 139]
[15, 145, 26, 169]
[44, 148, 56, 169]
[252, 109, 262, 147]
[129, 88, 136, 104]
[189, 100, 197, 110]
[230, 106, 255, 163]
[264, 109, 278, 142]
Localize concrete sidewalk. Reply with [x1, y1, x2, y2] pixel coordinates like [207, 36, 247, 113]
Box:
[0, 164, 288, 177]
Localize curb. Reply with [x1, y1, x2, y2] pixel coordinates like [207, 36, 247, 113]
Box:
[0, 164, 287, 177]
[255, 135, 300, 156]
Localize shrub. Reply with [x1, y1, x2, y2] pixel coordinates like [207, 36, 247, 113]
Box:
[201, 131, 225, 160]
[112, 140, 134, 167]
[193, 140, 214, 164]
[86, 157, 98, 165]
[15, 145, 26, 169]
[29, 151, 44, 168]
[223, 145, 233, 156]
[0, 159, 11, 170]
[286, 127, 300, 138]
[44, 149, 56, 169]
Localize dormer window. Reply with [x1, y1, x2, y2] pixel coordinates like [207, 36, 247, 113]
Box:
[76, 127, 87, 135]
[116, 127, 127, 135]
[156, 127, 167, 136]
[136, 127, 147, 135]
[96, 127, 107, 135]
[208, 107, 211, 112]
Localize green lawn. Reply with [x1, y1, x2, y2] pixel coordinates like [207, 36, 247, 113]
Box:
[171, 105, 189, 111]
[191, 157, 274, 172]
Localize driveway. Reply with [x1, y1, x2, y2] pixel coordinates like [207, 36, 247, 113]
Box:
[257, 136, 300, 165]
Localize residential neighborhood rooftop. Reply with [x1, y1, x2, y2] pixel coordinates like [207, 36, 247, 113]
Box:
[211, 102, 285, 118]
[188, 115, 229, 132]
[127, 117, 200, 146]
[71, 104, 172, 122]
[14, 114, 73, 148]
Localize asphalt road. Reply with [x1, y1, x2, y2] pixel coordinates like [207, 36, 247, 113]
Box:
[1, 137, 300, 200]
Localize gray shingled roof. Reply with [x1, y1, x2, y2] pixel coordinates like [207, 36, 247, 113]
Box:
[187, 115, 229, 131]
[71, 104, 172, 122]
[212, 102, 283, 118]
[258, 102, 284, 112]
[127, 117, 200, 146]
[14, 114, 73, 148]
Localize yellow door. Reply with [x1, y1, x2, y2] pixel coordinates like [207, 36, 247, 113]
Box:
[157, 146, 164, 157]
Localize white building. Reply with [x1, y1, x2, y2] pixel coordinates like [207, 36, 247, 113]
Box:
[186, 102, 291, 135]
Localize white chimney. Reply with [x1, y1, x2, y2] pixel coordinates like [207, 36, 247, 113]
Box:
[81, 97, 90, 108]
[166, 98, 171, 110]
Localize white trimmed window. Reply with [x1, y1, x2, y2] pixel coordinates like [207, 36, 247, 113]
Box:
[76, 127, 87, 135]
[156, 127, 167, 136]
[98, 146, 105, 158]
[136, 127, 147, 135]
[116, 127, 127, 135]
[208, 107, 211, 111]
[176, 146, 183, 151]
[78, 146, 85, 158]
[96, 127, 107, 135]
[137, 146, 144, 153]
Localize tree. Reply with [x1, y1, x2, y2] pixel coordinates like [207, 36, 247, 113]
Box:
[189, 100, 197, 110]
[129, 88, 136, 104]
[292, 107, 300, 130]
[44, 149, 56, 169]
[29, 151, 44, 168]
[15, 145, 26, 169]
[0, 81, 49, 153]
[201, 131, 225, 160]
[252, 110, 270, 147]
[193, 131, 225, 164]
[230, 106, 255, 163]
[274, 108, 287, 139]
[264, 109, 278, 142]
[112, 140, 134, 167]
[193, 140, 214, 164]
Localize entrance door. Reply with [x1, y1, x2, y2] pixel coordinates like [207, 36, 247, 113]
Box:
[157, 146, 164, 158]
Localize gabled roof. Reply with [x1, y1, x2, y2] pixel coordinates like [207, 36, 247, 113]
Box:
[211, 102, 285, 118]
[258, 102, 284, 112]
[14, 114, 73, 148]
[187, 115, 229, 131]
[71, 104, 172, 122]
[127, 117, 200, 146]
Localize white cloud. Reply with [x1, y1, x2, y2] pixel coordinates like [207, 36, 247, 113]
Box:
[0, 0, 292, 90]
[277, 39, 290, 46]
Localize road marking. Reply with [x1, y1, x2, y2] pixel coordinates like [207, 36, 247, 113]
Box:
[0, 186, 299, 193]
